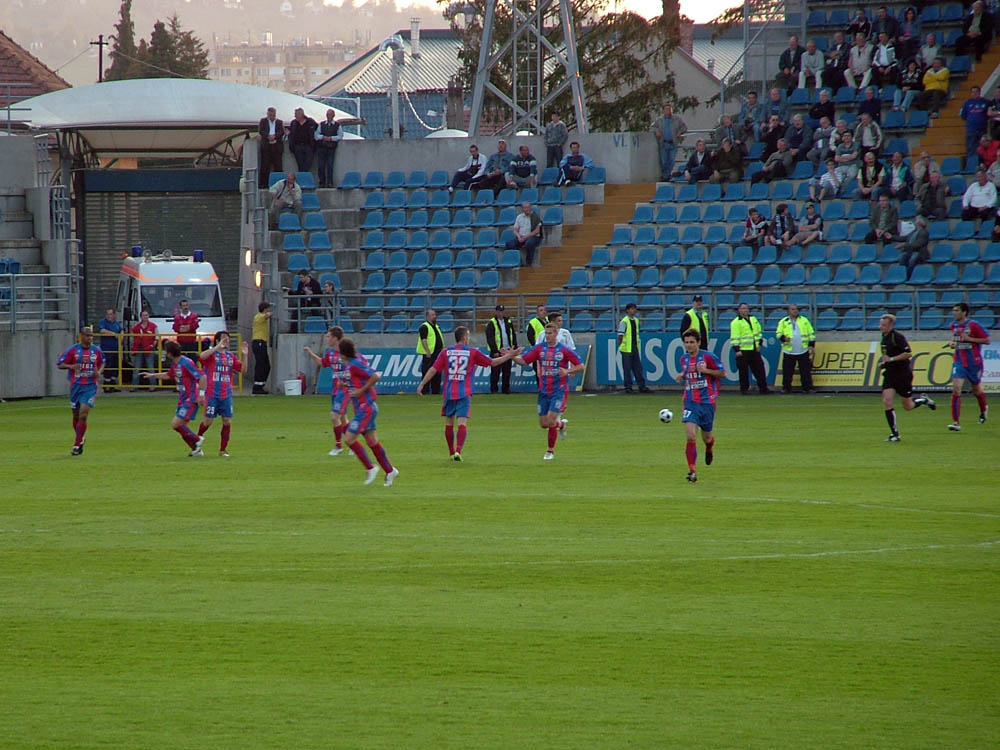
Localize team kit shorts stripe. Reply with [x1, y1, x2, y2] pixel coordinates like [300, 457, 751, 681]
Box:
[441, 396, 471, 418]
[537, 388, 567, 416]
[881, 371, 914, 398]
[331, 391, 349, 415]
[175, 402, 200, 422]
[348, 404, 378, 434]
[69, 383, 98, 410]
[682, 401, 716, 432]
[952, 362, 983, 385]
[204, 395, 234, 419]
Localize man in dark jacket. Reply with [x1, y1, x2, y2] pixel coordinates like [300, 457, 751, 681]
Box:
[775, 36, 803, 93]
[896, 217, 929, 271]
[287, 107, 318, 172]
[258, 107, 284, 188]
[484, 306, 517, 394]
[956, 0, 995, 61]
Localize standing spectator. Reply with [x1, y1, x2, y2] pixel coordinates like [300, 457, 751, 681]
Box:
[956, 0, 995, 62]
[879, 151, 913, 201]
[870, 32, 898, 88]
[287, 269, 321, 331]
[752, 139, 793, 184]
[618, 303, 649, 394]
[652, 104, 687, 181]
[558, 141, 595, 184]
[978, 134, 1000, 168]
[847, 8, 872, 40]
[919, 33, 940, 69]
[97, 307, 122, 390]
[798, 39, 824, 90]
[450, 143, 486, 192]
[710, 138, 744, 185]
[870, 6, 900, 42]
[173, 298, 200, 360]
[912, 150, 940, 192]
[251, 301, 272, 395]
[916, 170, 948, 220]
[775, 304, 816, 394]
[545, 311, 576, 351]
[961, 169, 997, 220]
[680, 295, 710, 346]
[897, 7, 922, 61]
[257, 106, 284, 189]
[762, 88, 790, 128]
[268, 171, 302, 229]
[961, 87, 991, 160]
[320, 280, 338, 324]
[505, 201, 543, 266]
[743, 207, 772, 249]
[823, 32, 850, 92]
[484, 305, 517, 394]
[730, 302, 769, 395]
[287, 107, 317, 173]
[770, 203, 796, 247]
[775, 36, 803, 93]
[866, 194, 899, 243]
[921, 57, 950, 118]
[784, 114, 813, 162]
[760, 115, 785, 161]
[544, 112, 569, 169]
[506, 144, 538, 190]
[417, 309, 444, 395]
[714, 113, 746, 156]
[854, 112, 884, 159]
[129, 309, 157, 392]
[896, 217, 930, 271]
[833, 130, 860, 185]
[844, 32, 874, 90]
[683, 139, 713, 183]
[314, 108, 342, 189]
[893, 59, 924, 112]
[809, 89, 835, 125]
[789, 202, 823, 245]
[987, 84, 1000, 139]
[811, 158, 842, 202]
[525, 303, 548, 347]
[807, 117, 835, 167]
[481, 139, 515, 194]
[737, 91, 765, 141]
[858, 86, 883, 125]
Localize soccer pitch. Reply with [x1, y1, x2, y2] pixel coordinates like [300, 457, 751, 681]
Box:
[1, 392, 997, 748]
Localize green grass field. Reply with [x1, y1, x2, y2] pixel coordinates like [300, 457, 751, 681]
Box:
[1, 391, 997, 748]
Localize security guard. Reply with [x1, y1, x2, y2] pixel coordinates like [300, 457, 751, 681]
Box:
[416, 308, 444, 394]
[775, 303, 816, 393]
[525, 303, 548, 386]
[680, 294, 710, 345]
[618, 302, 649, 393]
[729, 301, 770, 394]
[485, 304, 517, 393]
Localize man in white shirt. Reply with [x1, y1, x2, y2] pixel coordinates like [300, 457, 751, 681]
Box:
[545, 311, 576, 351]
[450, 144, 487, 193]
[844, 32, 873, 90]
[798, 40, 824, 89]
[268, 171, 302, 229]
[504, 201, 542, 266]
[961, 169, 998, 221]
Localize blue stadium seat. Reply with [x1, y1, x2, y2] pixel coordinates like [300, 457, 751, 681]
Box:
[453, 269, 477, 290]
[361, 211, 384, 230]
[428, 230, 451, 252]
[731, 245, 753, 265]
[701, 184, 722, 202]
[806, 265, 831, 285]
[362, 314, 385, 334]
[473, 208, 495, 228]
[520, 188, 540, 204]
[609, 227, 632, 245]
[777, 264, 803, 286]
[856, 264, 882, 285]
[822, 202, 846, 221]
[930, 264, 957, 285]
[726, 204, 748, 223]
[566, 269, 589, 288]
[824, 223, 848, 242]
[652, 185, 675, 202]
[816, 309, 839, 331]
[386, 191, 407, 210]
[385, 251, 407, 271]
[453, 249, 475, 268]
[940, 157, 962, 176]
[850, 244, 875, 263]
[429, 190, 450, 209]
[430, 249, 453, 270]
[954, 243, 979, 262]
[539, 186, 562, 205]
[707, 267, 732, 287]
[407, 191, 428, 209]
[832, 265, 857, 284]
[683, 266, 708, 287]
[789, 88, 810, 106]
[791, 162, 814, 180]
[363, 272, 386, 292]
[898, 200, 916, 220]
[919, 5, 939, 22]
[474, 189, 494, 206]
[568, 293, 590, 310]
[704, 225, 727, 245]
[906, 111, 929, 129]
[362, 171, 383, 189]
[425, 210, 448, 229]
[630, 205, 654, 224]
[301, 193, 321, 211]
[407, 231, 430, 251]
[384, 230, 407, 251]
[278, 213, 301, 232]
[950, 54, 971, 74]
[384, 210, 406, 229]
[408, 250, 431, 271]
[636, 267, 660, 288]
[494, 206, 517, 227]
[652, 205, 677, 224]
[286, 252, 310, 272]
[282, 233, 306, 251]
[676, 184, 698, 202]
[679, 204, 701, 223]
[681, 226, 703, 244]
[635, 247, 658, 267]
[340, 171, 362, 189]
[804, 245, 828, 264]
[771, 183, 793, 201]
[950, 221, 975, 240]
[406, 210, 429, 230]
[849, 223, 869, 242]
[758, 265, 781, 286]
[882, 264, 908, 285]
[313, 252, 336, 271]
[838, 308, 863, 331]
[733, 266, 758, 286]
[476, 270, 500, 290]
[778, 245, 802, 264]
[960, 263, 986, 285]
[706, 245, 729, 265]
[587, 248, 611, 267]
[612, 248, 635, 267]
[795, 182, 812, 201]
[682, 246, 707, 265]
[834, 87, 858, 104]
[582, 167, 606, 184]
[308, 233, 332, 251]
[384, 171, 405, 189]
[659, 246, 682, 265]
[499, 249, 521, 268]
[827, 244, 851, 264]
[883, 111, 905, 129]
[702, 204, 724, 223]
[536, 167, 559, 187]
[404, 170, 427, 189]
[633, 226, 656, 245]
[475, 229, 498, 249]
[426, 170, 449, 189]
[879, 245, 901, 264]
[451, 189, 473, 207]
[590, 268, 613, 288]
[848, 201, 870, 220]
[362, 251, 385, 272]
[722, 183, 746, 202]
[450, 209, 473, 228]
[613, 268, 637, 288]
[754, 245, 777, 265]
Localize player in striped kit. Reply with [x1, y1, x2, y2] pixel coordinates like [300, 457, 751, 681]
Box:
[416, 325, 522, 461]
[141, 340, 207, 456]
[948, 302, 991, 431]
[339, 336, 399, 486]
[304, 326, 351, 456]
[514, 322, 584, 460]
[675, 329, 725, 483]
[56, 326, 105, 455]
[196, 331, 248, 456]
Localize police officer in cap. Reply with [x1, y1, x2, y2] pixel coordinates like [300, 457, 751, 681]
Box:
[485, 304, 517, 393]
[680, 294, 710, 345]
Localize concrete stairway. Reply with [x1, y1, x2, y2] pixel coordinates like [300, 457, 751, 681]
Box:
[919, 48, 1000, 158]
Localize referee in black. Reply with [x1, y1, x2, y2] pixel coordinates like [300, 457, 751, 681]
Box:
[417, 308, 444, 394]
[879, 313, 935, 442]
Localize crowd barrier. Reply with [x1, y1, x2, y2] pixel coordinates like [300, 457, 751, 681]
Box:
[89, 332, 244, 391]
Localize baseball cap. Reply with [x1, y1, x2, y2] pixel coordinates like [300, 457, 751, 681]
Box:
[692, 294, 703, 301]
[495, 304, 505, 311]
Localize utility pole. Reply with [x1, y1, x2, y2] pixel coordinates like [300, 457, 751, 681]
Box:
[90, 34, 107, 82]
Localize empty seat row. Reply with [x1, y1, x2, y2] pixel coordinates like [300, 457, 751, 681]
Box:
[361, 186, 583, 211]
[362, 228, 538, 251]
[362, 205, 564, 230]
[277, 212, 327, 232]
[281, 233, 332, 252]
[362, 248, 522, 272]
[362, 269, 501, 293]
[342, 167, 605, 190]
[0, 258, 22, 274]
[285, 252, 337, 273]
[808, 5, 964, 26]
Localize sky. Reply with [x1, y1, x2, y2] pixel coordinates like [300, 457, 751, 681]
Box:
[628, 0, 736, 23]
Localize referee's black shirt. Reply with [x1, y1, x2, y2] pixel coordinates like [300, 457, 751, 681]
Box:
[881, 330, 912, 374]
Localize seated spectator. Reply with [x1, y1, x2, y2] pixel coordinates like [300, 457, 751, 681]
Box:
[870, 6, 900, 42]
[871, 31, 898, 88]
[879, 151, 913, 201]
[743, 207, 772, 249]
[830, 118, 852, 150]
[916, 170, 948, 220]
[847, 8, 871, 40]
[558, 141, 594, 184]
[897, 6, 922, 61]
[784, 115, 812, 162]
[920, 57, 950, 118]
[710, 137, 744, 185]
[961, 169, 998, 220]
[809, 89, 835, 126]
[823, 32, 850, 92]
[770, 203, 795, 246]
[684, 140, 713, 183]
[912, 150, 940, 192]
[988, 84, 1000, 139]
[991, 203, 1000, 241]
[450, 143, 487, 192]
[807, 117, 835, 166]
[714, 113, 747, 156]
[798, 40, 824, 90]
[858, 86, 883, 124]
[956, 0, 995, 62]
[481, 139, 514, 194]
[762, 88, 790, 129]
[896, 216, 930, 271]
[776, 36, 803, 93]
[751, 138, 794, 184]
[268, 171, 302, 229]
[893, 59, 924, 112]
[833, 130, 860, 184]
[760, 115, 784, 161]
[853, 112, 883, 158]
[506, 144, 538, 190]
[811, 158, 842, 202]
[844, 32, 874, 90]
[789, 202, 823, 245]
[285, 269, 321, 331]
[504, 201, 542, 266]
[978, 135, 1000, 168]
[987, 155, 1000, 186]
[919, 33, 940, 70]
[737, 91, 766, 142]
[859, 150, 886, 201]
[866, 194, 899, 243]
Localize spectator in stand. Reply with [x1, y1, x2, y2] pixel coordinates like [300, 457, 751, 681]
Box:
[257, 106, 284, 189]
[912, 150, 940, 192]
[871, 32, 899, 88]
[505, 201, 542, 266]
[893, 59, 924, 112]
[743, 207, 772, 249]
[916, 170, 948, 220]
[870, 6, 900, 42]
[710, 137, 744, 185]
[320, 279, 337, 324]
[481, 139, 515, 194]
[97, 307, 122, 390]
[823, 32, 850, 91]
[752, 138, 793, 184]
[897, 7, 922, 61]
[987, 154, 1000, 186]
[988, 84, 1000, 139]
[858, 86, 883, 124]
[859, 150, 886, 201]
[762, 88, 790, 129]
[848, 8, 872, 40]
[714, 113, 747, 156]
[268, 171, 302, 229]
[921, 57, 950, 118]
[896, 216, 930, 271]
[798, 40, 824, 90]
[314, 108, 343, 189]
[506, 144, 538, 190]
[919, 33, 940, 70]
[978, 134, 1000, 168]
[784, 114, 813, 162]
[833, 130, 860, 185]
[845, 32, 874, 90]
[737, 91, 766, 141]
[760, 115, 785, 161]
[449, 143, 486, 192]
[956, 0, 995, 62]
[807, 116, 835, 167]
[789, 202, 823, 245]
[961, 87, 991, 160]
[961, 169, 998, 220]
[811, 158, 842, 202]
[991, 203, 1000, 240]
[809, 89, 835, 124]
[854, 112, 884, 158]
[286, 107, 317, 172]
[867, 194, 899, 243]
[830, 118, 852, 150]
[173, 298, 200, 359]
[286, 269, 321, 332]
[879, 151, 914, 201]
[770, 203, 796, 247]
[129, 309, 157, 391]
[684, 139, 713, 183]
[653, 104, 688, 180]
[558, 141, 595, 184]
[544, 112, 569, 169]
[775, 36, 803, 93]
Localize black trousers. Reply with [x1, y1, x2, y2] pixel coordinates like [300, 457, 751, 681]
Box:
[422, 355, 442, 395]
[252, 340, 270, 389]
[259, 142, 284, 188]
[736, 349, 769, 393]
[490, 358, 512, 393]
[782, 352, 813, 392]
[621, 351, 646, 390]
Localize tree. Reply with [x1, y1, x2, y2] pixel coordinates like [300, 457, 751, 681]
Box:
[167, 15, 210, 79]
[104, 0, 138, 81]
[101, 2, 209, 80]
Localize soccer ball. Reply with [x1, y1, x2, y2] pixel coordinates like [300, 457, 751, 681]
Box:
[658, 408, 673, 423]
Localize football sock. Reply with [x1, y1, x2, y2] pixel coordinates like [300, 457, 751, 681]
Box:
[456, 425, 467, 453]
[220, 424, 231, 451]
[976, 392, 988, 413]
[369, 442, 393, 473]
[197, 422, 210, 436]
[175, 424, 198, 448]
[951, 394, 961, 422]
[74, 421, 87, 447]
[445, 425, 455, 453]
[705, 437, 715, 453]
[333, 424, 344, 447]
[349, 441, 374, 470]
[547, 426, 558, 450]
[885, 409, 898, 434]
[72, 412, 79, 429]
[685, 441, 697, 471]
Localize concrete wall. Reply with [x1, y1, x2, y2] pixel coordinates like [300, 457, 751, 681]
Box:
[0, 329, 75, 399]
[0, 136, 37, 189]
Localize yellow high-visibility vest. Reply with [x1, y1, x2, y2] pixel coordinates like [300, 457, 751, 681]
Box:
[416, 321, 442, 355]
[730, 315, 762, 351]
[619, 316, 640, 353]
[775, 315, 816, 353]
[526, 316, 546, 344]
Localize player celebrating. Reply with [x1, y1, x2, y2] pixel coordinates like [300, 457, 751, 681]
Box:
[196, 331, 248, 456]
[56, 325, 105, 455]
[675, 329, 725, 483]
[304, 326, 351, 456]
[948, 302, 990, 431]
[416, 325, 522, 460]
[878, 314, 936, 442]
[141, 340, 207, 456]
[514, 322, 584, 460]
[339, 336, 399, 486]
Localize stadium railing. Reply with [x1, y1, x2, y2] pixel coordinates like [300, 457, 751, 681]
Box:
[0, 273, 74, 333]
[92, 332, 245, 392]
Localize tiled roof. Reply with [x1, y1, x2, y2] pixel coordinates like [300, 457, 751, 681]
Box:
[691, 39, 745, 80]
[0, 29, 70, 104]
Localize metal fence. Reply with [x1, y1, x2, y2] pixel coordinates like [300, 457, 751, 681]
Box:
[0, 273, 74, 332]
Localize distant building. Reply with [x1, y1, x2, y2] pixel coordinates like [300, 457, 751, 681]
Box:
[208, 38, 364, 95]
[0, 29, 70, 116]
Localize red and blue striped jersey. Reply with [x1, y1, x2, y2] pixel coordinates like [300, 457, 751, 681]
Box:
[950, 319, 990, 368]
[57, 344, 104, 385]
[680, 350, 722, 406]
[520, 342, 582, 394]
[202, 350, 243, 399]
[433, 344, 494, 399]
[168, 355, 202, 405]
[321, 347, 350, 394]
[346, 356, 378, 410]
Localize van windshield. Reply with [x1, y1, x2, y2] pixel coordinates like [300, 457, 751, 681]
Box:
[140, 285, 222, 318]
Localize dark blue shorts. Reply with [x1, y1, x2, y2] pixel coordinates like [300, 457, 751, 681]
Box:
[682, 401, 715, 432]
[331, 390, 349, 415]
[176, 402, 199, 422]
[348, 404, 378, 434]
[952, 362, 983, 385]
[69, 383, 98, 410]
[537, 388, 567, 416]
[205, 395, 233, 419]
[442, 397, 471, 418]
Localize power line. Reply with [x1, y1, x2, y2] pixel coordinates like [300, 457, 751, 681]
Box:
[108, 48, 185, 78]
[53, 46, 93, 73]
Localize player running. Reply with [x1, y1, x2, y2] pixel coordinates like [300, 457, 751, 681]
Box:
[56, 326, 105, 455]
[878, 313, 936, 442]
[196, 331, 248, 456]
[514, 321, 584, 461]
[141, 340, 207, 456]
[675, 329, 725, 483]
[304, 326, 351, 456]
[339, 336, 399, 486]
[416, 325, 522, 461]
[948, 302, 990, 431]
